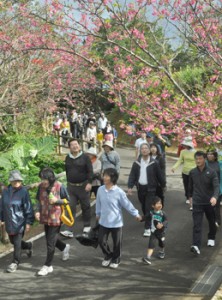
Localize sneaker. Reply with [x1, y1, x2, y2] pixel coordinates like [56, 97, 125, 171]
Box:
[158, 251, 165, 259]
[60, 231, 74, 238]
[101, 258, 112, 267]
[189, 206, 193, 211]
[207, 239, 215, 247]
[6, 263, 18, 273]
[185, 199, 190, 204]
[142, 257, 151, 265]
[26, 242, 33, 258]
[37, 265, 53, 276]
[110, 262, 120, 269]
[190, 245, 200, 255]
[62, 244, 70, 261]
[83, 226, 91, 234]
[143, 229, 151, 237]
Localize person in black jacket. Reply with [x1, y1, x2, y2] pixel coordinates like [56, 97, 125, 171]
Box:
[60, 139, 93, 238]
[127, 143, 166, 237]
[0, 170, 34, 273]
[150, 143, 166, 205]
[189, 151, 219, 255]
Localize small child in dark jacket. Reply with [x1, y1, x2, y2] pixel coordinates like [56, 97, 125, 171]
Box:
[142, 196, 168, 265]
[0, 170, 34, 273]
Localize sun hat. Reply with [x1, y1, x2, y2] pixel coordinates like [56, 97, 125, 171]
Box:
[102, 141, 114, 150]
[85, 147, 98, 157]
[181, 139, 194, 149]
[9, 170, 23, 182]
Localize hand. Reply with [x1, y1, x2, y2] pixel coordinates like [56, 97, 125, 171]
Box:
[25, 224, 31, 233]
[156, 222, 163, 229]
[210, 197, 217, 206]
[49, 195, 58, 204]
[85, 183, 92, 192]
[189, 197, 192, 206]
[127, 188, 133, 196]
[35, 212, 40, 221]
[136, 215, 142, 222]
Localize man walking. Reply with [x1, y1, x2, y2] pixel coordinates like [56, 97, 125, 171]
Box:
[189, 151, 219, 255]
[127, 143, 166, 237]
[60, 139, 93, 238]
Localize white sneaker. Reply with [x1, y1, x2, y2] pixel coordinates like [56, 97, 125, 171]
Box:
[109, 262, 120, 269]
[102, 259, 112, 267]
[83, 226, 91, 233]
[190, 245, 200, 255]
[62, 244, 70, 261]
[37, 265, 53, 276]
[143, 229, 151, 237]
[185, 199, 190, 204]
[6, 263, 18, 273]
[60, 231, 74, 238]
[189, 206, 193, 211]
[207, 239, 215, 247]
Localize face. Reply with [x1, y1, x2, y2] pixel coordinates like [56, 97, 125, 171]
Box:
[147, 136, 153, 143]
[103, 173, 112, 186]
[141, 132, 146, 139]
[207, 152, 216, 162]
[10, 180, 22, 188]
[41, 179, 50, 188]
[153, 200, 162, 211]
[140, 144, 150, 156]
[150, 145, 157, 155]
[104, 145, 111, 153]
[195, 155, 206, 168]
[69, 140, 80, 154]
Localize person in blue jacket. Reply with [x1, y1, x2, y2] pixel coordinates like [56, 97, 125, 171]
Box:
[0, 170, 34, 273]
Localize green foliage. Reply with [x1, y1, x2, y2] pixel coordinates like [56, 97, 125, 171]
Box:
[173, 65, 207, 95]
[0, 133, 20, 152]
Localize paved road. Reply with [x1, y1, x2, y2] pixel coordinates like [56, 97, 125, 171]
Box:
[0, 146, 222, 300]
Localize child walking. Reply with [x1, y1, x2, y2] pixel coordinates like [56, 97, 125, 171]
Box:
[0, 170, 34, 273]
[35, 167, 71, 276]
[96, 168, 141, 269]
[142, 197, 168, 265]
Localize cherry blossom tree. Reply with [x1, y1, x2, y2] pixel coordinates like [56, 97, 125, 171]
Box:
[0, 0, 221, 142]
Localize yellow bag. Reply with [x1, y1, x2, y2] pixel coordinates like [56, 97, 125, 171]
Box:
[61, 199, 74, 227]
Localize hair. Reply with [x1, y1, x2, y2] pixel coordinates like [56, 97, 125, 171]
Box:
[152, 196, 162, 207]
[194, 151, 206, 159]
[140, 143, 150, 151]
[150, 143, 161, 157]
[68, 138, 79, 147]
[206, 148, 218, 161]
[103, 168, 119, 185]
[39, 167, 56, 193]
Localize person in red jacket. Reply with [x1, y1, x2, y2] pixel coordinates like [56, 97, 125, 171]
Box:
[35, 167, 71, 276]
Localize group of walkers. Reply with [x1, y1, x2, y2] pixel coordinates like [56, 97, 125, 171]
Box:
[52, 110, 118, 150]
[0, 125, 222, 274]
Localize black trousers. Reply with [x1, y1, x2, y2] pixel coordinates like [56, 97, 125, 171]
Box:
[66, 183, 91, 231]
[98, 225, 122, 264]
[9, 232, 32, 264]
[148, 231, 165, 249]
[44, 225, 66, 267]
[182, 173, 190, 199]
[137, 185, 156, 229]
[192, 204, 217, 248]
[215, 195, 221, 225]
